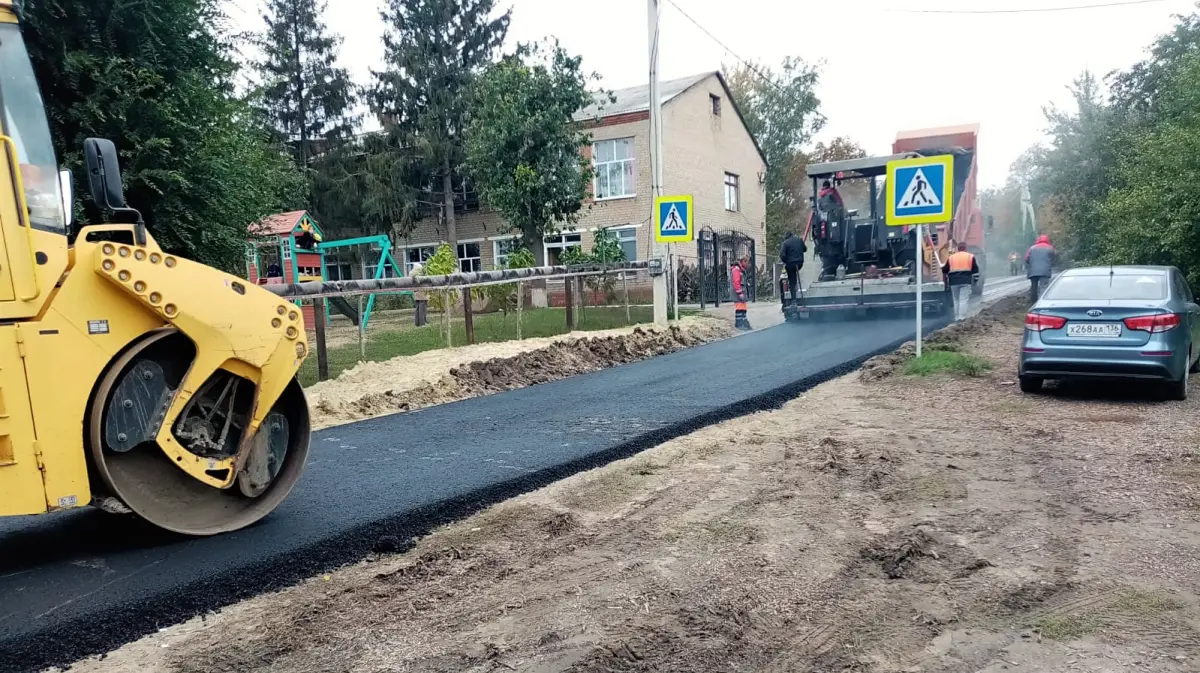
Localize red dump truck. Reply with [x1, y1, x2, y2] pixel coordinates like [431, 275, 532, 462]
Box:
[782, 123, 985, 320]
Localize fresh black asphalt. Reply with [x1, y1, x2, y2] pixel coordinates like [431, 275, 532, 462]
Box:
[0, 311, 952, 673]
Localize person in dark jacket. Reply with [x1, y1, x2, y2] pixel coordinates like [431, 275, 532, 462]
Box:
[779, 231, 807, 307]
[941, 244, 980, 321]
[1025, 234, 1056, 302]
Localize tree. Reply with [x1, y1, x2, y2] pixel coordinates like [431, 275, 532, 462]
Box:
[465, 42, 599, 259]
[372, 0, 510, 248]
[1011, 7, 1200, 285]
[725, 57, 825, 251]
[22, 0, 305, 271]
[253, 0, 358, 171]
[309, 130, 423, 242]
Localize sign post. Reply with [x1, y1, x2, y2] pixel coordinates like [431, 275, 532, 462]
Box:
[885, 155, 954, 358]
[654, 194, 694, 322]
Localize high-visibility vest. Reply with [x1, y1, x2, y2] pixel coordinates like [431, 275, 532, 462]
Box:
[948, 251, 975, 273]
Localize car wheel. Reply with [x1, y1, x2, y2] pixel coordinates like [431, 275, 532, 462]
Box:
[1019, 375, 1043, 393]
[1165, 366, 1189, 401]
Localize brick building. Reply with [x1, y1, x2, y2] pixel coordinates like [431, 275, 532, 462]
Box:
[394, 72, 768, 289]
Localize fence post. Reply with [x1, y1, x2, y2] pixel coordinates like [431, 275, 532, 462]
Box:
[565, 278, 575, 330]
[443, 290, 452, 348]
[516, 279, 524, 340]
[415, 298, 428, 326]
[576, 276, 586, 326]
[622, 272, 631, 324]
[698, 238, 707, 310]
[357, 294, 365, 362]
[462, 287, 475, 345]
[313, 298, 329, 382]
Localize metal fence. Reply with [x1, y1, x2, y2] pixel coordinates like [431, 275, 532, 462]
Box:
[266, 261, 661, 382]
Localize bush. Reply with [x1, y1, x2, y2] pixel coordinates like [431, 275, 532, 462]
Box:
[677, 263, 701, 303]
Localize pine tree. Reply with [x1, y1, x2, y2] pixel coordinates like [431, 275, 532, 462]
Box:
[255, 0, 357, 170]
[371, 0, 510, 248]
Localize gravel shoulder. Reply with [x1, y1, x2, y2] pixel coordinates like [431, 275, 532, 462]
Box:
[62, 298, 1200, 672]
[306, 316, 734, 429]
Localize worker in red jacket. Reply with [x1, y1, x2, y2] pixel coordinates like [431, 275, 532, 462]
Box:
[731, 256, 751, 330]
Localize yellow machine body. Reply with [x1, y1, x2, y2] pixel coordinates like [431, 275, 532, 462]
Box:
[0, 3, 312, 535]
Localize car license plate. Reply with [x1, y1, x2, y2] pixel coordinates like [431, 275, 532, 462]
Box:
[1067, 322, 1122, 338]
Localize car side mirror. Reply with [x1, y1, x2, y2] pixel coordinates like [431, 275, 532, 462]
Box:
[58, 169, 73, 226]
[84, 138, 126, 210]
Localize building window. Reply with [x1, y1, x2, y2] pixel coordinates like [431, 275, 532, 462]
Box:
[457, 242, 482, 273]
[724, 172, 740, 212]
[493, 238, 523, 269]
[544, 232, 583, 265]
[325, 263, 353, 280]
[297, 266, 322, 277]
[404, 245, 436, 274]
[364, 260, 398, 279]
[608, 226, 639, 261]
[593, 137, 635, 199]
[710, 94, 721, 116]
[281, 242, 292, 260]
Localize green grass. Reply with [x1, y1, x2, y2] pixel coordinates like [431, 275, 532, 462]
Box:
[902, 350, 993, 378]
[1032, 613, 1105, 641]
[300, 306, 662, 385]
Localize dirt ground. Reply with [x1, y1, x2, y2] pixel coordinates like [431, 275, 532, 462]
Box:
[60, 298, 1200, 672]
[306, 316, 734, 429]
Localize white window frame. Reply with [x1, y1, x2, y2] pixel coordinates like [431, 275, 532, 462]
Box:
[605, 225, 639, 262]
[592, 137, 636, 200]
[724, 172, 740, 212]
[543, 232, 583, 265]
[492, 236, 523, 269]
[457, 241, 482, 273]
[402, 244, 438, 274]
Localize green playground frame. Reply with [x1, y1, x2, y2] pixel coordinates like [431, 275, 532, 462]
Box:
[317, 234, 407, 330]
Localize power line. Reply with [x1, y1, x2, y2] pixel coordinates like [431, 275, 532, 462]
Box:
[661, 0, 783, 95]
[885, 0, 1167, 14]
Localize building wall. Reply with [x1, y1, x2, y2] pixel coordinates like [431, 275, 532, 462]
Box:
[662, 74, 768, 270]
[395, 73, 766, 279]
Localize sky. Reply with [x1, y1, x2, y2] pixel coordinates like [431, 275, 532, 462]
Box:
[228, 0, 1196, 187]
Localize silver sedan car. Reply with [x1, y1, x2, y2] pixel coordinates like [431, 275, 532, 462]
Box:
[1019, 266, 1200, 400]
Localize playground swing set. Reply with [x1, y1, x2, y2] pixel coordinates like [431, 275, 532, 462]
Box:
[246, 211, 407, 330]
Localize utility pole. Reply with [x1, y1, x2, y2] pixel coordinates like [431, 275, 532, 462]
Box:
[648, 0, 668, 326]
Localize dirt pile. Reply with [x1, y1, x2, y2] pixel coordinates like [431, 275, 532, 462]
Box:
[451, 325, 712, 394]
[308, 317, 733, 428]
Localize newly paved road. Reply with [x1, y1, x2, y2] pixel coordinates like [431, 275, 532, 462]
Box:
[0, 290, 1019, 672]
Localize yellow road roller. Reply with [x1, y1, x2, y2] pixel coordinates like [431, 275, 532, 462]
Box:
[0, 1, 311, 535]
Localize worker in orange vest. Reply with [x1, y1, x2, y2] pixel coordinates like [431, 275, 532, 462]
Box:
[731, 256, 751, 330]
[941, 244, 979, 321]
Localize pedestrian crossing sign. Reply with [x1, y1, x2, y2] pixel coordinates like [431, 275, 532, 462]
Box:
[654, 194, 694, 243]
[885, 155, 954, 226]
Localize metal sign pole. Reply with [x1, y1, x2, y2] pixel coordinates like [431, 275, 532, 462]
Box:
[671, 243, 679, 321]
[916, 224, 923, 358]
